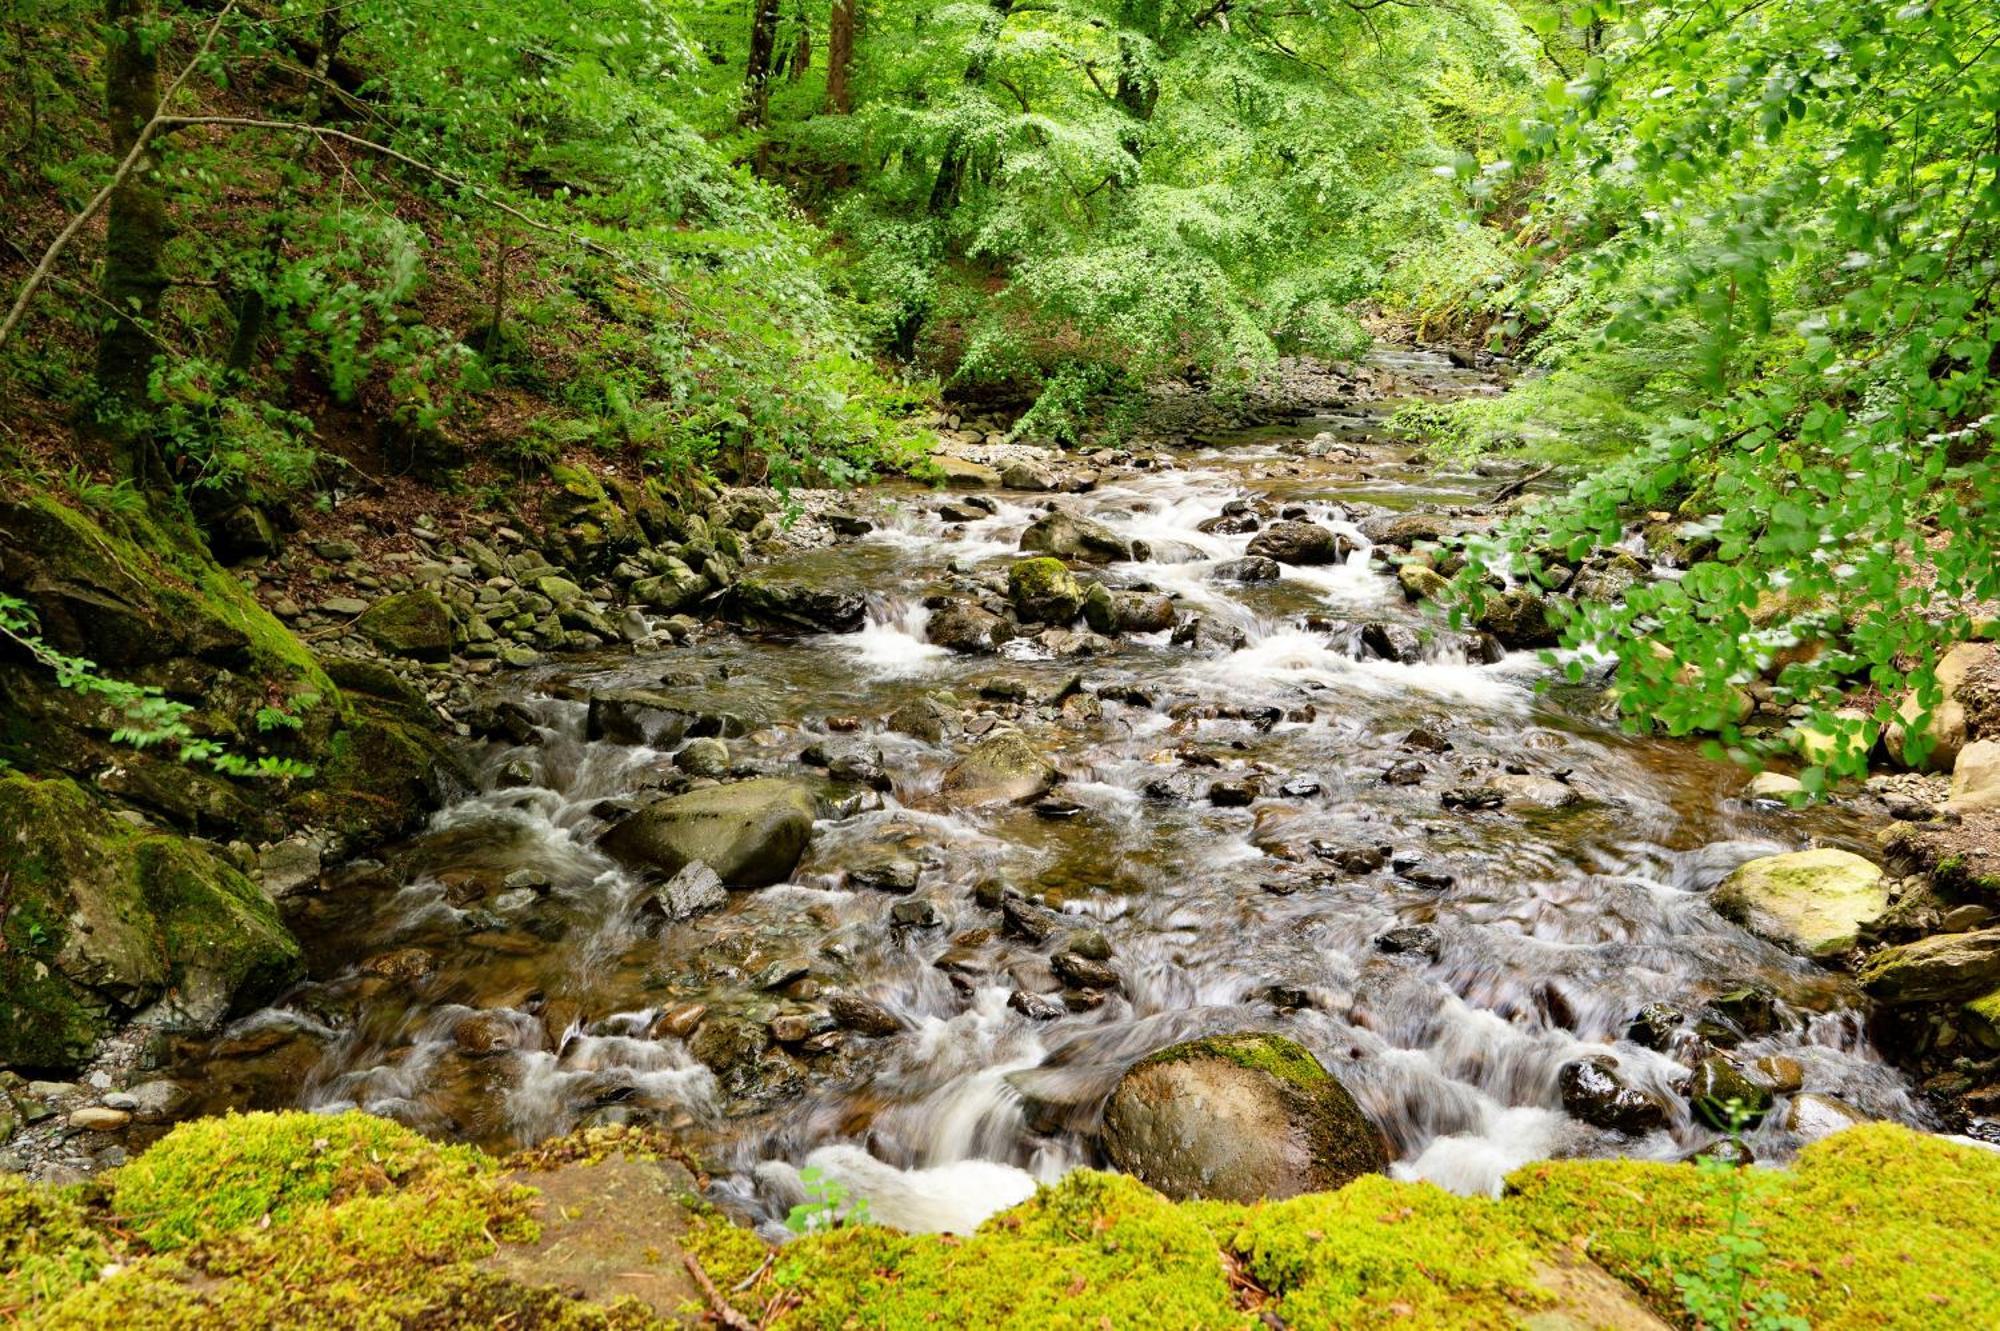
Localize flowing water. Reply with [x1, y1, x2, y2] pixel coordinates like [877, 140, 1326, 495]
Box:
[179, 349, 1925, 1230]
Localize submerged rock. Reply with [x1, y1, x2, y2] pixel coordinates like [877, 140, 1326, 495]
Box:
[1712, 847, 1888, 956]
[599, 778, 816, 888]
[1099, 1033, 1386, 1202]
[941, 731, 1058, 807]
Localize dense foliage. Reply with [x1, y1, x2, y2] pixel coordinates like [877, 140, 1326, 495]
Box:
[1445, 0, 2000, 780]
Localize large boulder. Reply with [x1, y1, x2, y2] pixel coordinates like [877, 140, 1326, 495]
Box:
[1949, 740, 2000, 813]
[941, 731, 1057, 807]
[1009, 557, 1086, 625]
[599, 778, 816, 888]
[0, 775, 304, 1069]
[1712, 848, 1889, 957]
[358, 587, 458, 659]
[1100, 1033, 1386, 1202]
[927, 454, 1002, 487]
[1246, 520, 1348, 566]
[723, 577, 867, 635]
[1020, 510, 1146, 564]
[1886, 642, 2000, 771]
[1477, 587, 1559, 649]
[1859, 928, 2000, 1004]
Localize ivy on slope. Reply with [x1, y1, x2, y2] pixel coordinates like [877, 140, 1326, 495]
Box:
[1457, 0, 2000, 786]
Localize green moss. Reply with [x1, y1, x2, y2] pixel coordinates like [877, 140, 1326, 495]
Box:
[1135, 1033, 1329, 1092]
[0, 1176, 118, 1315]
[110, 1111, 486, 1251]
[8, 1116, 2000, 1329]
[1506, 1123, 2000, 1328]
[1233, 1176, 1551, 1328]
[690, 1171, 1246, 1331]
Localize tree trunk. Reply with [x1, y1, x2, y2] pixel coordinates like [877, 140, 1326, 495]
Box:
[928, 0, 1014, 215]
[96, 0, 167, 423]
[825, 0, 855, 114]
[739, 0, 782, 128]
[1113, 32, 1158, 163]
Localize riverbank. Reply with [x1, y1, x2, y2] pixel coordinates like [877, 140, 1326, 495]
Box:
[4, 1109, 1996, 1328]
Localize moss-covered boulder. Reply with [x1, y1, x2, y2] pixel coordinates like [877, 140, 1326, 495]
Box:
[1712, 847, 1888, 956]
[542, 461, 650, 575]
[1860, 927, 2000, 1004]
[1100, 1033, 1386, 1202]
[0, 775, 302, 1069]
[1008, 557, 1084, 625]
[598, 777, 816, 887]
[940, 731, 1057, 807]
[355, 589, 458, 660]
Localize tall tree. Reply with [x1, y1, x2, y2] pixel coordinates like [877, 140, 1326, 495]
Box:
[96, 0, 167, 427]
[739, 0, 782, 127]
[928, 0, 1014, 214]
[825, 0, 855, 115]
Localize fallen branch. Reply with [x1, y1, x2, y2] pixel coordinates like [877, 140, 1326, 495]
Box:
[0, 2, 237, 351]
[682, 1250, 757, 1331]
[1488, 463, 1555, 504]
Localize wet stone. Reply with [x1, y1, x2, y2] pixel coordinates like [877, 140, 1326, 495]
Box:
[1558, 1056, 1669, 1136]
[1382, 759, 1428, 786]
[889, 899, 941, 930]
[1376, 925, 1442, 960]
[1009, 990, 1065, 1021]
[828, 994, 905, 1037]
[1627, 1003, 1685, 1051]
[1051, 952, 1119, 990]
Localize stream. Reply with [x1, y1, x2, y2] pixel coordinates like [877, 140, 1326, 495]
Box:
[176, 348, 1926, 1230]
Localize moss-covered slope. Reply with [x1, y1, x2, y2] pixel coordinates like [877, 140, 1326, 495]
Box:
[2, 1113, 1994, 1329]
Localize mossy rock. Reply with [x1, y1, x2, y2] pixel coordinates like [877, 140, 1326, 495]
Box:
[940, 731, 1057, 807]
[1858, 927, 2000, 1004]
[355, 589, 458, 661]
[1100, 1033, 1387, 1202]
[0, 774, 302, 1069]
[543, 462, 650, 575]
[1007, 556, 1084, 625]
[598, 777, 817, 887]
[1712, 847, 1888, 956]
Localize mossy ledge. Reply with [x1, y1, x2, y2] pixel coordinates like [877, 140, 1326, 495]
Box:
[3, 1113, 1996, 1328]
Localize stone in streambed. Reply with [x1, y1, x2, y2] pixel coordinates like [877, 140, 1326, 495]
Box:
[927, 602, 1009, 653]
[1557, 1055, 1669, 1135]
[1711, 847, 1887, 956]
[599, 778, 816, 888]
[722, 576, 867, 635]
[1785, 1093, 1873, 1141]
[1020, 509, 1147, 564]
[1247, 520, 1348, 566]
[1009, 557, 1086, 625]
[1100, 1033, 1386, 1202]
[653, 861, 727, 920]
[1688, 1056, 1774, 1130]
[1212, 556, 1281, 583]
[942, 731, 1057, 807]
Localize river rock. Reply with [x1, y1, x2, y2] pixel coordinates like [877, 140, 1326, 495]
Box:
[1477, 586, 1558, 649]
[630, 561, 709, 614]
[1886, 641, 2000, 770]
[1949, 739, 2000, 812]
[1688, 1056, 1774, 1130]
[1784, 1093, 1872, 1141]
[1859, 927, 2000, 1004]
[1557, 1055, 1669, 1135]
[674, 737, 730, 778]
[722, 577, 867, 635]
[1246, 520, 1347, 566]
[1491, 773, 1580, 809]
[586, 689, 691, 746]
[1376, 924, 1441, 960]
[828, 993, 905, 1037]
[1712, 848, 1888, 956]
[599, 778, 816, 888]
[887, 696, 959, 743]
[68, 1106, 131, 1132]
[1212, 556, 1281, 583]
[1361, 622, 1422, 663]
[1360, 512, 1455, 548]
[1000, 461, 1055, 491]
[356, 589, 457, 660]
[1008, 557, 1086, 625]
[1745, 771, 1804, 801]
[654, 861, 727, 919]
[927, 602, 1009, 653]
[1171, 615, 1247, 656]
[1397, 562, 1451, 601]
[1099, 1033, 1386, 1202]
[1021, 510, 1146, 564]
[928, 454, 1002, 487]
[941, 731, 1058, 806]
